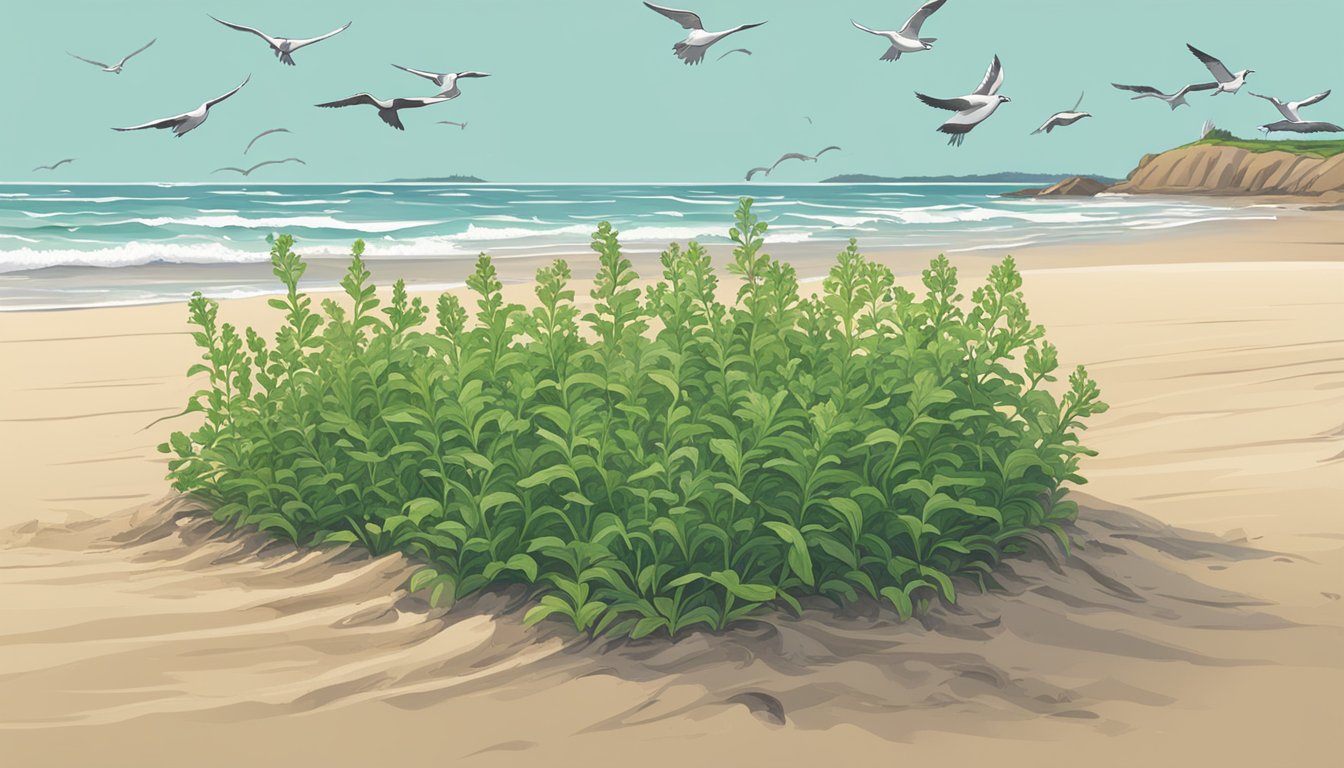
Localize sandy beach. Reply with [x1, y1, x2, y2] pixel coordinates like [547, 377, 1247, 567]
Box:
[2, 212, 1342, 766]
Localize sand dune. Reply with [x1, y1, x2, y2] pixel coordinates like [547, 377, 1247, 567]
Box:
[1, 214, 1342, 766]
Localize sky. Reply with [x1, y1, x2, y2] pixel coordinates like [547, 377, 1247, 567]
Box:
[3, 0, 1340, 183]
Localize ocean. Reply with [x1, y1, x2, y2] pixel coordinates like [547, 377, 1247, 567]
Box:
[0, 183, 1279, 310]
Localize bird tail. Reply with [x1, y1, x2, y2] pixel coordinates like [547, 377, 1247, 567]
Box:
[1031, 127, 1043, 135]
[279, 51, 296, 66]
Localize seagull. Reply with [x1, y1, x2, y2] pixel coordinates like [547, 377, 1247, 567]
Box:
[1248, 90, 1331, 123]
[1032, 92, 1092, 134]
[1257, 119, 1343, 135]
[745, 146, 842, 180]
[315, 93, 451, 130]
[33, 158, 75, 172]
[915, 55, 1009, 146]
[213, 158, 306, 176]
[113, 76, 250, 137]
[244, 127, 291, 154]
[643, 3, 766, 66]
[745, 165, 773, 181]
[1187, 45, 1253, 95]
[717, 48, 752, 61]
[389, 65, 491, 98]
[851, 0, 947, 62]
[803, 116, 813, 125]
[1110, 81, 1217, 110]
[67, 38, 155, 74]
[436, 120, 468, 129]
[209, 15, 351, 66]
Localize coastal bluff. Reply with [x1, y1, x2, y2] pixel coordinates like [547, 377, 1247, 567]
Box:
[1110, 142, 1344, 196]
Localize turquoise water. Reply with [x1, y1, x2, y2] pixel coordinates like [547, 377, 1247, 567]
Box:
[0, 183, 1275, 310]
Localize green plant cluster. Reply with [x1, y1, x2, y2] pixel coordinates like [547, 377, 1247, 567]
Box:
[163, 198, 1106, 638]
[1191, 135, 1344, 158]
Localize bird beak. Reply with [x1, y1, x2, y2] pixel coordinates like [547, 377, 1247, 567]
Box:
[1002, 96, 1012, 102]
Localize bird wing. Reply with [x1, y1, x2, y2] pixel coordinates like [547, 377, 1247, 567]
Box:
[316, 93, 382, 108]
[1176, 81, 1219, 97]
[213, 166, 249, 175]
[745, 166, 772, 181]
[114, 114, 188, 131]
[1071, 91, 1085, 112]
[1248, 92, 1295, 120]
[68, 52, 110, 68]
[245, 158, 306, 174]
[1111, 83, 1160, 95]
[1268, 121, 1342, 134]
[457, 71, 491, 79]
[33, 158, 75, 171]
[390, 96, 452, 109]
[209, 15, 280, 48]
[916, 92, 972, 112]
[717, 48, 751, 60]
[770, 153, 810, 172]
[973, 55, 1003, 95]
[288, 22, 352, 51]
[1187, 44, 1233, 83]
[1031, 116, 1058, 135]
[851, 20, 886, 36]
[814, 146, 841, 157]
[244, 127, 291, 154]
[391, 64, 444, 83]
[900, 0, 947, 37]
[644, 2, 704, 31]
[206, 76, 250, 108]
[1297, 89, 1331, 108]
[117, 38, 156, 66]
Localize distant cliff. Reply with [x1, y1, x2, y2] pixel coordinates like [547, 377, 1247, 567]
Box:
[1109, 140, 1344, 196]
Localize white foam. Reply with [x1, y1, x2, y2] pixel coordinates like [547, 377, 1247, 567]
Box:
[0, 241, 270, 272]
[96, 215, 435, 233]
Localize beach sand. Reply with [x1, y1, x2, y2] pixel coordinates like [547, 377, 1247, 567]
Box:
[1, 213, 1341, 766]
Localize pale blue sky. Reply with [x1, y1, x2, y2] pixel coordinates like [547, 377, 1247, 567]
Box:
[4, 0, 1339, 182]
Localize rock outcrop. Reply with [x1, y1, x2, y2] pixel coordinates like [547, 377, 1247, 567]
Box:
[1109, 143, 1344, 196]
[1003, 175, 1108, 198]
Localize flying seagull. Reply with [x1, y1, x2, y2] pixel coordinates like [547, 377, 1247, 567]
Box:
[1248, 89, 1331, 123]
[244, 127, 291, 154]
[745, 146, 842, 180]
[1110, 81, 1217, 110]
[717, 48, 752, 61]
[213, 158, 306, 176]
[113, 76, 250, 137]
[1032, 92, 1092, 134]
[744, 165, 774, 182]
[851, 0, 946, 62]
[67, 38, 155, 74]
[389, 65, 491, 98]
[437, 120, 468, 129]
[209, 15, 351, 66]
[1187, 44, 1253, 95]
[643, 3, 767, 66]
[803, 116, 813, 125]
[915, 55, 1009, 146]
[33, 158, 75, 172]
[1257, 119, 1343, 135]
[316, 93, 451, 130]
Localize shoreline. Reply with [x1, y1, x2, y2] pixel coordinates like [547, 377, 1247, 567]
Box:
[2, 204, 1340, 313]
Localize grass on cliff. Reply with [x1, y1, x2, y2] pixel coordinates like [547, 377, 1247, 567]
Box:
[161, 198, 1106, 639]
[1189, 136, 1344, 158]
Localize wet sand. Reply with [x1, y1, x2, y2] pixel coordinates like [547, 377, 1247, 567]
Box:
[1, 213, 1342, 766]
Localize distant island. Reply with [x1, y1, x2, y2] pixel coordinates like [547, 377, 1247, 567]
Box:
[822, 172, 1121, 184]
[385, 175, 487, 183]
